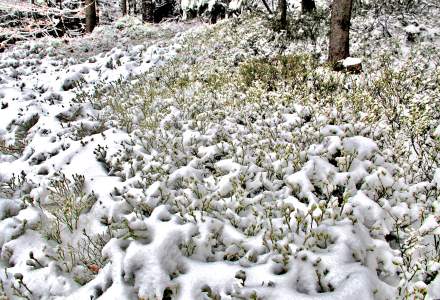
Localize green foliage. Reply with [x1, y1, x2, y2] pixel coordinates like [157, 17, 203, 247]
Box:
[45, 173, 96, 232]
[0, 172, 27, 199]
[0, 114, 39, 158]
[239, 57, 279, 88]
[70, 14, 440, 298]
[239, 54, 316, 90]
[287, 8, 330, 42]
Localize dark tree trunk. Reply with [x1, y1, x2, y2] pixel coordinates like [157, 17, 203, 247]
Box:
[129, 0, 136, 14]
[142, 0, 154, 22]
[121, 0, 127, 15]
[30, 0, 36, 20]
[328, 0, 353, 63]
[278, 0, 287, 30]
[301, 0, 315, 13]
[85, 0, 97, 33]
[96, 0, 100, 24]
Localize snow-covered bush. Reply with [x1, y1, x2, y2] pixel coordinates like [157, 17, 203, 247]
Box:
[73, 12, 439, 298]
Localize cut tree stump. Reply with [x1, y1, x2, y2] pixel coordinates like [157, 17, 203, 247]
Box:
[333, 57, 362, 74]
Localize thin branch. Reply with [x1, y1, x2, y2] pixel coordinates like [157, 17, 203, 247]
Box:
[261, 0, 273, 14]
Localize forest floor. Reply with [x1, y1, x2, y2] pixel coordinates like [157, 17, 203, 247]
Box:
[0, 0, 121, 51]
[0, 0, 38, 12]
[0, 0, 79, 51]
[0, 2, 440, 300]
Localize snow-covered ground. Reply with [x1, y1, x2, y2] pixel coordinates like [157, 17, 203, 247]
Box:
[0, 3, 439, 300]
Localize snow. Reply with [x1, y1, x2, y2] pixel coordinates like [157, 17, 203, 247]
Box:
[342, 57, 362, 67]
[181, 0, 215, 19]
[404, 25, 421, 34]
[0, 2, 439, 299]
[434, 125, 440, 137]
[419, 215, 440, 235]
[342, 136, 378, 160]
[433, 168, 440, 189]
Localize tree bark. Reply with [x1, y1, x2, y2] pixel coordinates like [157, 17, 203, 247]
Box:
[129, 0, 136, 14]
[301, 0, 315, 13]
[85, 0, 97, 33]
[121, 0, 127, 15]
[142, 0, 154, 22]
[328, 0, 353, 64]
[278, 0, 287, 30]
[96, 0, 100, 24]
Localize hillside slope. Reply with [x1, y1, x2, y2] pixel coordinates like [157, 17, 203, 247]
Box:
[0, 4, 439, 299]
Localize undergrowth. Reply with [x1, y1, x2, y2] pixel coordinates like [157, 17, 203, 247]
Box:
[71, 13, 440, 298]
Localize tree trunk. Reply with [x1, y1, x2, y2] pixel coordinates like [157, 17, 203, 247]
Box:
[30, 0, 35, 20]
[142, 0, 154, 22]
[328, 0, 353, 64]
[121, 0, 127, 15]
[278, 0, 287, 30]
[301, 0, 315, 13]
[96, 0, 100, 24]
[85, 0, 97, 33]
[129, 0, 136, 14]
